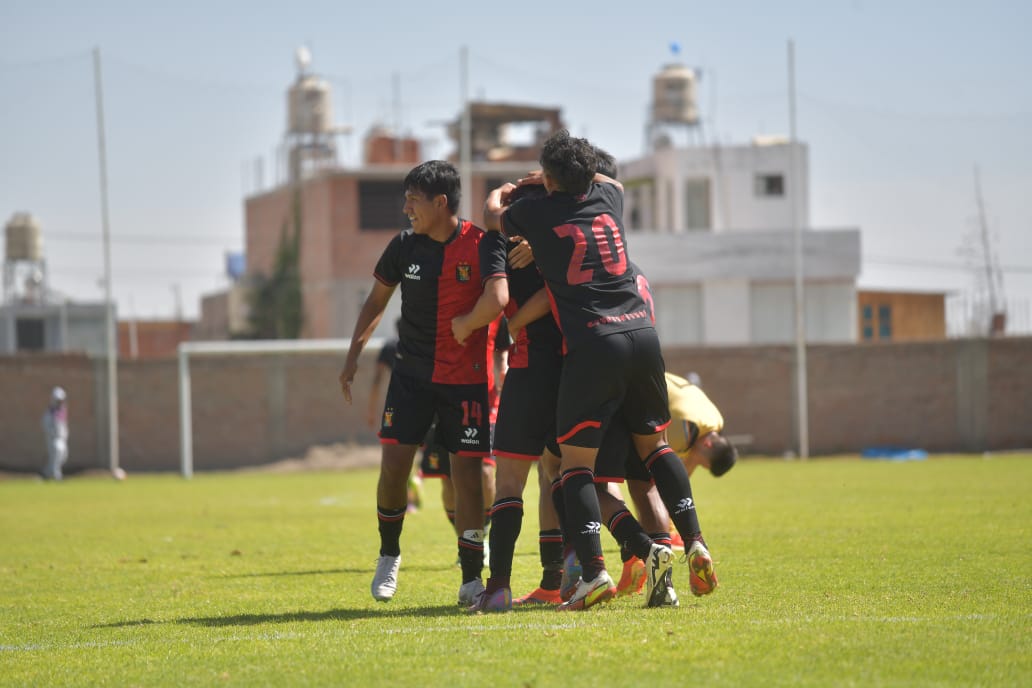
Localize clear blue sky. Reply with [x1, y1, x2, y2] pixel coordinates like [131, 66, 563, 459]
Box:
[2, 0, 1030, 328]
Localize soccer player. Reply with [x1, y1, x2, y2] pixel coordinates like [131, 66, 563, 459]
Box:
[484, 130, 698, 611]
[339, 160, 506, 606]
[593, 371, 736, 606]
[461, 184, 567, 612]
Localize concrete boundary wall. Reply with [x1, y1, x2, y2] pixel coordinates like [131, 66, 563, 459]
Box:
[2, 339, 1030, 473]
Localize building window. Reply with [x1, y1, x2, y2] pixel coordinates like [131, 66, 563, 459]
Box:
[16, 318, 45, 350]
[754, 173, 785, 197]
[358, 180, 407, 230]
[878, 304, 892, 340]
[861, 304, 874, 341]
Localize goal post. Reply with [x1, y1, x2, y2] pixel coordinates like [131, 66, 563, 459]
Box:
[176, 337, 384, 478]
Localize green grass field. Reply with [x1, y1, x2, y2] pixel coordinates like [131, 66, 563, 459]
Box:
[1, 454, 1029, 687]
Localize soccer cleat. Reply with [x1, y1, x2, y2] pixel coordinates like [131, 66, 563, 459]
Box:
[371, 554, 401, 602]
[557, 571, 617, 612]
[687, 540, 718, 597]
[644, 543, 675, 608]
[513, 587, 563, 606]
[559, 549, 582, 602]
[458, 578, 485, 606]
[658, 568, 679, 607]
[616, 556, 646, 597]
[467, 586, 512, 613]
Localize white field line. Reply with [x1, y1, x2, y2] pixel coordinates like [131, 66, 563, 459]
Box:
[0, 613, 1021, 653]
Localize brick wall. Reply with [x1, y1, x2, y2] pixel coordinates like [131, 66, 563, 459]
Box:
[2, 338, 1030, 473]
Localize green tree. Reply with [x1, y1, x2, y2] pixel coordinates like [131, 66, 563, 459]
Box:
[244, 190, 304, 339]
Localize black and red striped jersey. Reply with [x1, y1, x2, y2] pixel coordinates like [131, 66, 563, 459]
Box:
[373, 220, 507, 384]
[502, 236, 563, 370]
[501, 182, 652, 352]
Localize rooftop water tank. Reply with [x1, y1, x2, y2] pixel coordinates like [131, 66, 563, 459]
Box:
[652, 63, 698, 125]
[5, 212, 42, 262]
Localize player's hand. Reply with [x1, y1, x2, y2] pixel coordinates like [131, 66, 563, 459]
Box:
[451, 315, 472, 345]
[508, 238, 534, 269]
[507, 320, 521, 342]
[339, 364, 358, 403]
[498, 182, 518, 206]
[517, 170, 544, 186]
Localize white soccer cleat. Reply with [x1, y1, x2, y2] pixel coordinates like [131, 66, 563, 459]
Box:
[644, 543, 675, 608]
[458, 578, 485, 607]
[371, 554, 401, 602]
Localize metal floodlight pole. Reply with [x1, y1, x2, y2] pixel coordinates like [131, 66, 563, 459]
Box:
[93, 46, 120, 474]
[459, 45, 472, 220]
[788, 39, 809, 460]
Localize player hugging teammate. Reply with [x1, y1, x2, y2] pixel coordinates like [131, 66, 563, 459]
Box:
[343, 132, 722, 612]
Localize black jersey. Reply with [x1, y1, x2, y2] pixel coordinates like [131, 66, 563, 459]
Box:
[373, 220, 507, 384]
[501, 182, 651, 351]
[503, 236, 563, 369]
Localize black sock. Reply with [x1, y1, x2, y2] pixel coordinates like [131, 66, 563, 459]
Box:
[650, 531, 672, 549]
[607, 508, 653, 561]
[458, 532, 484, 583]
[377, 506, 406, 557]
[645, 445, 702, 539]
[549, 479, 567, 540]
[561, 468, 605, 582]
[539, 529, 563, 590]
[487, 498, 523, 579]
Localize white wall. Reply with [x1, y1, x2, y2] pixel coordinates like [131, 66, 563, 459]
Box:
[620, 141, 809, 233]
[654, 283, 702, 344]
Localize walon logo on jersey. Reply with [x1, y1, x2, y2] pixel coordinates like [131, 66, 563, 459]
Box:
[674, 497, 695, 514]
[455, 262, 472, 282]
[405, 264, 422, 280]
[460, 427, 479, 445]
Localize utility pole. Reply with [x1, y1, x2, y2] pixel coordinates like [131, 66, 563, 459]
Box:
[459, 46, 472, 220]
[93, 46, 120, 475]
[788, 39, 809, 460]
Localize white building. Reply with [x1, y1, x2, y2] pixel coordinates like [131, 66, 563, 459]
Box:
[618, 138, 860, 345]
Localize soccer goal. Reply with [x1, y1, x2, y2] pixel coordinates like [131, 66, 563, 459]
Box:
[176, 337, 384, 478]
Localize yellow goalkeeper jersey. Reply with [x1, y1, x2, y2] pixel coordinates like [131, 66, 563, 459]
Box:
[664, 372, 723, 459]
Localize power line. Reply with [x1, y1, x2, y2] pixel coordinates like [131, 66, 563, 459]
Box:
[46, 231, 241, 245]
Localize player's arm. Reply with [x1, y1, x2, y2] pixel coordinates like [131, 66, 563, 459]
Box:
[593, 172, 623, 193]
[340, 280, 395, 403]
[507, 287, 551, 340]
[483, 182, 517, 232]
[452, 276, 509, 345]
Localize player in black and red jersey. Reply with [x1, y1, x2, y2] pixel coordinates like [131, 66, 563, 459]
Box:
[483, 131, 716, 611]
[456, 183, 568, 612]
[340, 160, 507, 607]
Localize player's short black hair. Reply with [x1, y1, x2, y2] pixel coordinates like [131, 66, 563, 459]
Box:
[593, 147, 618, 179]
[540, 129, 597, 195]
[710, 435, 738, 477]
[404, 160, 460, 212]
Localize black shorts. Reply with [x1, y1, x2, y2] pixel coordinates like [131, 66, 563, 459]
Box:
[594, 418, 652, 483]
[419, 424, 451, 478]
[492, 357, 562, 461]
[378, 371, 491, 458]
[555, 328, 671, 449]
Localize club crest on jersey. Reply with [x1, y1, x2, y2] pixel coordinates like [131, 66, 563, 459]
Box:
[455, 262, 472, 282]
[383, 409, 394, 428]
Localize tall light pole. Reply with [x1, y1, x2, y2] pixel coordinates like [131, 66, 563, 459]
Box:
[93, 46, 120, 474]
[788, 39, 809, 460]
[459, 46, 472, 220]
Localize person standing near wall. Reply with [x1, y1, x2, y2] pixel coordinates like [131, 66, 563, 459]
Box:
[41, 386, 68, 480]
